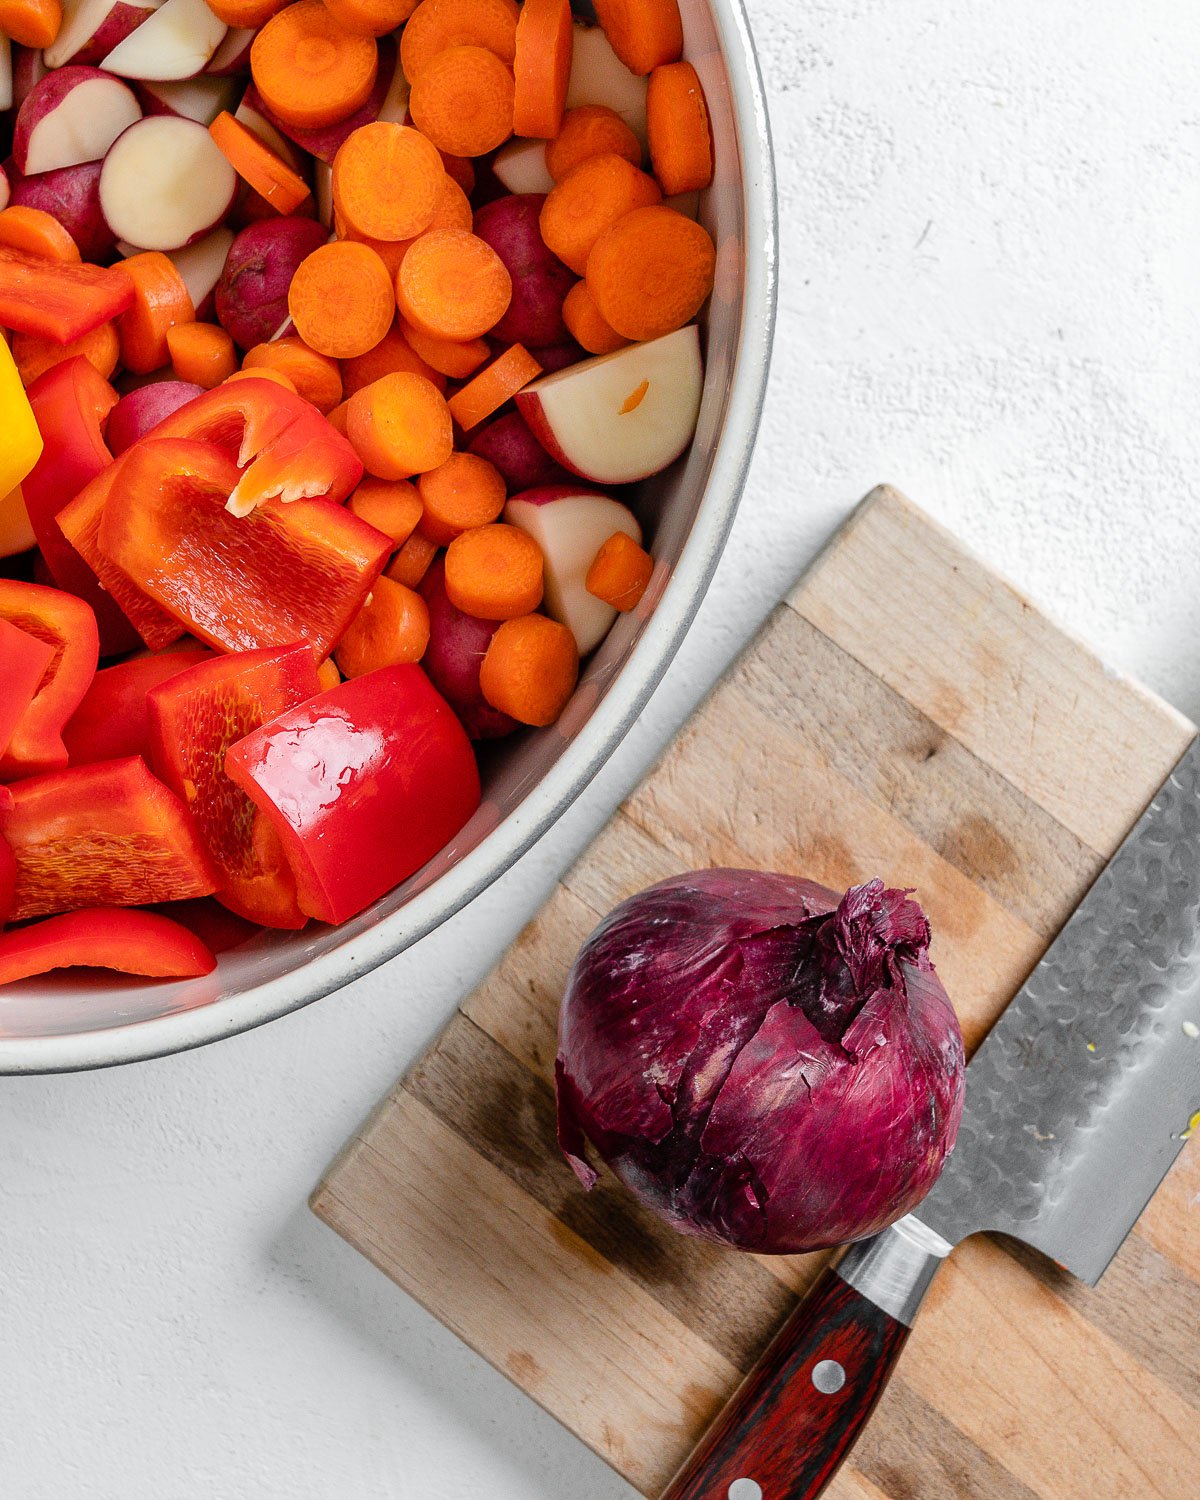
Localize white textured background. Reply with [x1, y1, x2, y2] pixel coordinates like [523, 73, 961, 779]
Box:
[4, 3, 1200, 1495]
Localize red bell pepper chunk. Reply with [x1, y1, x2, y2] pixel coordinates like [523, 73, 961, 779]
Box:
[62, 647, 213, 766]
[0, 908, 216, 985]
[147, 642, 320, 929]
[0, 247, 135, 343]
[0, 617, 55, 761]
[152, 377, 363, 511]
[0, 579, 99, 780]
[98, 439, 392, 660]
[0, 757, 218, 921]
[224, 665, 481, 925]
[22, 357, 142, 655]
[56, 461, 186, 653]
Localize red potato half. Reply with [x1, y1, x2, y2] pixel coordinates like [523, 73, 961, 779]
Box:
[516, 325, 703, 486]
[10, 160, 117, 260]
[0, 36, 12, 112]
[100, 0, 227, 80]
[99, 115, 238, 250]
[167, 225, 234, 319]
[467, 410, 570, 493]
[136, 72, 238, 124]
[566, 23, 648, 143]
[474, 194, 575, 348]
[214, 215, 327, 350]
[419, 559, 519, 742]
[203, 25, 254, 76]
[505, 486, 642, 653]
[106, 380, 204, 453]
[46, 0, 158, 68]
[13, 66, 143, 175]
[12, 46, 47, 110]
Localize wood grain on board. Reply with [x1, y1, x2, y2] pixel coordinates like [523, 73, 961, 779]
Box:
[313, 487, 1200, 1499]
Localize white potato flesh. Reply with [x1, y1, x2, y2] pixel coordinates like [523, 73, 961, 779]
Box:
[101, 0, 226, 80]
[99, 115, 236, 250]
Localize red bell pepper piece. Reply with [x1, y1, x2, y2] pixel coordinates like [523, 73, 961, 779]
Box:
[0, 617, 55, 761]
[0, 830, 14, 926]
[153, 377, 363, 511]
[0, 757, 217, 921]
[0, 908, 216, 985]
[147, 897, 260, 954]
[0, 580, 99, 780]
[22, 357, 142, 655]
[56, 461, 186, 652]
[98, 439, 391, 660]
[224, 665, 481, 925]
[62, 647, 212, 766]
[147, 643, 320, 929]
[0, 247, 135, 343]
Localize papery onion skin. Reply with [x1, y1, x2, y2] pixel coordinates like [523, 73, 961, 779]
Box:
[555, 870, 966, 1254]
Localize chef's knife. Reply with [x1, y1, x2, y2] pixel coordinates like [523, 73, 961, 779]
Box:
[662, 735, 1200, 1500]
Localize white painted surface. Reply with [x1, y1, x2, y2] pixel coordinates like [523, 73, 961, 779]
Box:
[3, 2, 1199, 1494]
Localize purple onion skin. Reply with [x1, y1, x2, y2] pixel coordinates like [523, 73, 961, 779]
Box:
[555, 871, 966, 1254]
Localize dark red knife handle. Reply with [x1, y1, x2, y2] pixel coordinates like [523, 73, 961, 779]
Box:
[661, 1267, 909, 1500]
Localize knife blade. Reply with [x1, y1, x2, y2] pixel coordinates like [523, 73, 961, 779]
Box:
[661, 735, 1200, 1500]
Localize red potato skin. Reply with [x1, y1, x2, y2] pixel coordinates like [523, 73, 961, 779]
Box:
[467, 411, 571, 493]
[526, 340, 583, 374]
[0, 167, 9, 213]
[514, 389, 592, 478]
[215, 216, 328, 351]
[473, 194, 575, 348]
[13, 66, 138, 176]
[203, 27, 255, 77]
[51, 2, 156, 66]
[10, 161, 116, 261]
[419, 559, 519, 741]
[105, 381, 205, 454]
[12, 46, 48, 111]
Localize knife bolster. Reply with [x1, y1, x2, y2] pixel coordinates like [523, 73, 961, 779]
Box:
[836, 1214, 953, 1325]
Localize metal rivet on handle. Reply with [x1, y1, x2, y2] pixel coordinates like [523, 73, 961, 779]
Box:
[727, 1481, 763, 1500]
[812, 1359, 846, 1395]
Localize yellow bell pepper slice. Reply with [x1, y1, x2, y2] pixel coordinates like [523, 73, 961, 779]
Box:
[0, 486, 36, 558]
[0, 337, 43, 497]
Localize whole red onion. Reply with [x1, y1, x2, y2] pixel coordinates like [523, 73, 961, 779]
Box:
[555, 870, 965, 1254]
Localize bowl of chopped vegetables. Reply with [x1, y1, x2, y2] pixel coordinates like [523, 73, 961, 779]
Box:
[0, 0, 775, 1070]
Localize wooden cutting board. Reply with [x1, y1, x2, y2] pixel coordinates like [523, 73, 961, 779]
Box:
[312, 487, 1200, 1500]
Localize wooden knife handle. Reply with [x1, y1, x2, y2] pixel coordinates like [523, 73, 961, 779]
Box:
[661, 1221, 949, 1500]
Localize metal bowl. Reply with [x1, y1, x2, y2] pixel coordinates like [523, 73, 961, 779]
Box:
[0, 0, 777, 1072]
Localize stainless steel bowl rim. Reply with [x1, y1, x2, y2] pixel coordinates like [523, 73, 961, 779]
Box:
[1, 0, 777, 1073]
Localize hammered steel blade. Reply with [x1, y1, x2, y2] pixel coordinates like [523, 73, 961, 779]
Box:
[913, 734, 1200, 1284]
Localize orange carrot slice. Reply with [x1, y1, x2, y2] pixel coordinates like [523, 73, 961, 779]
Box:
[117, 252, 195, 375]
[646, 61, 713, 195]
[444, 521, 543, 618]
[408, 44, 515, 157]
[12, 323, 119, 386]
[0, 206, 80, 263]
[479, 612, 578, 725]
[585, 530, 653, 610]
[416, 451, 505, 542]
[345, 371, 454, 477]
[347, 476, 423, 542]
[324, 0, 420, 36]
[585, 203, 714, 341]
[0, 0, 61, 48]
[251, 0, 379, 130]
[561, 279, 629, 355]
[166, 322, 238, 388]
[386, 530, 439, 588]
[446, 342, 541, 430]
[400, 0, 517, 82]
[592, 0, 682, 76]
[288, 241, 395, 359]
[332, 122, 445, 241]
[335, 575, 430, 675]
[398, 319, 489, 379]
[512, 0, 571, 139]
[545, 104, 639, 181]
[210, 111, 311, 216]
[538, 152, 661, 274]
[242, 336, 343, 411]
[341, 322, 447, 394]
[395, 228, 511, 341]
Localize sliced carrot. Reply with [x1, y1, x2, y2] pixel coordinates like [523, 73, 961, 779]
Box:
[0, 0, 61, 48]
[345, 370, 454, 478]
[400, 0, 517, 82]
[315, 657, 342, 691]
[538, 152, 661, 274]
[585, 202, 715, 340]
[209, 111, 311, 216]
[243, 336, 343, 412]
[225, 366, 298, 393]
[327, 400, 350, 433]
[408, 44, 515, 157]
[12, 323, 120, 386]
[512, 0, 571, 139]
[585, 530, 653, 610]
[341, 322, 447, 394]
[446, 342, 541, 430]
[206, 0, 287, 25]
[479, 612, 578, 725]
[592, 0, 682, 76]
[348, 476, 423, 542]
[288, 240, 395, 359]
[332, 122, 444, 241]
[398, 319, 489, 379]
[343, 171, 474, 278]
[416, 450, 505, 543]
[444, 521, 543, 619]
[166, 322, 238, 389]
[324, 0, 420, 36]
[395, 228, 511, 341]
[560, 279, 629, 355]
[335, 575, 430, 676]
[386, 530, 439, 588]
[251, 0, 379, 131]
[0, 206, 80, 263]
[117, 252, 195, 375]
[646, 61, 713, 195]
[545, 104, 640, 181]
